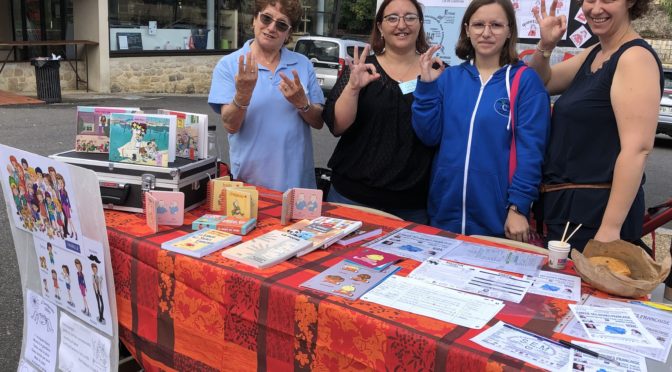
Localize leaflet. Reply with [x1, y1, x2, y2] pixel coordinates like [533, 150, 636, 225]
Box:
[361, 275, 504, 329]
[443, 241, 545, 276]
[365, 228, 463, 262]
[528, 271, 581, 302]
[571, 341, 647, 372]
[471, 321, 574, 371]
[409, 259, 533, 303]
[561, 296, 672, 362]
[568, 305, 662, 349]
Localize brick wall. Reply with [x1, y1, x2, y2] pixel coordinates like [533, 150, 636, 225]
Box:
[646, 39, 672, 67]
[0, 61, 81, 93]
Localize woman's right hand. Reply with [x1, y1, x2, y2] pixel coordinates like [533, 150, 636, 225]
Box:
[234, 52, 258, 104]
[532, 0, 567, 49]
[345, 45, 380, 92]
[419, 45, 445, 82]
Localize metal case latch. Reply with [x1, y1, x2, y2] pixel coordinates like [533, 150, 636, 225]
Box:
[141, 174, 156, 192]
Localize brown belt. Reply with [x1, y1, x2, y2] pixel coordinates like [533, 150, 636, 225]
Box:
[540, 183, 612, 193]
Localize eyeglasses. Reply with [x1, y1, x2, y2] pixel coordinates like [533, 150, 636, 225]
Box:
[258, 12, 291, 33]
[467, 21, 508, 35]
[382, 13, 420, 25]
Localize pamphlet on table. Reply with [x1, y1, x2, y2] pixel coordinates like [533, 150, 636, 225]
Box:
[527, 271, 581, 302]
[337, 223, 383, 246]
[343, 247, 402, 271]
[409, 259, 534, 303]
[300, 259, 399, 300]
[361, 275, 504, 329]
[571, 340, 646, 372]
[441, 241, 545, 276]
[364, 228, 463, 262]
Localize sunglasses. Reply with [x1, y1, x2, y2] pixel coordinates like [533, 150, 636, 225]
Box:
[258, 12, 291, 33]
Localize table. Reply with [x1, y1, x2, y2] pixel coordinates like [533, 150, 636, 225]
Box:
[0, 40, 98, 91]
[105, 187, 670, 371]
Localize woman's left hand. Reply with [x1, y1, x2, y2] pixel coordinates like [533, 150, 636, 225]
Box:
[279, 70, 309, 109]
[504, 210, 530, 242]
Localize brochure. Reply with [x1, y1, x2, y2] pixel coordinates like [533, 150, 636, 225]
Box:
[528, 271, 581, 302]
[568, 305, 662, 349]
[364, 228, 463, 262]
[300, 260, 400, 300]
[441, 241, 545, 276]
[343, 247, 402, 271]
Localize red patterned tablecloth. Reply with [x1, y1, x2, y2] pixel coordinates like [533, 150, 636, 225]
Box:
[106, 187, 583, 372]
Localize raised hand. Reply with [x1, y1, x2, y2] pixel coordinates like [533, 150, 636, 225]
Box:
[345, 45, 380, 92]
[419, 45, 445, 83]
[279, 70, 309, 109]
[234, 52, 258, 104]
[532, 0, 567, 49]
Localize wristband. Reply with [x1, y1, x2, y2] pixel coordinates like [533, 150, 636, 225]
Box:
[535, 42, 554, 58]
[232, 97, 249, 110]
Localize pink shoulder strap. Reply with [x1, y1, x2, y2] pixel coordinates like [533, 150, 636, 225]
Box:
[509, 66, 527, 183]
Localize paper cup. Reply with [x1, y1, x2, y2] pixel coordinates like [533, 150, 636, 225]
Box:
[548, 240, 571, 269]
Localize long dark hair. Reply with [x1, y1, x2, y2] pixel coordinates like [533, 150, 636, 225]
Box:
[370, 0, 430, 55]
[455, 0, 519, 66]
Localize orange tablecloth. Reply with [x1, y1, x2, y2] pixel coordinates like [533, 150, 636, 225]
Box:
[106, 186, 582, 371]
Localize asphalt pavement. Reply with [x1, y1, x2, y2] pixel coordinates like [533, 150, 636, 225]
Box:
[0, 92, 671, 371]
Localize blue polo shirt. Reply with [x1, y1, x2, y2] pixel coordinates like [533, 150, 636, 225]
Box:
[208, 40, 325, 192]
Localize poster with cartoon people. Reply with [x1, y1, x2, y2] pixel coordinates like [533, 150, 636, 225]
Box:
[33, 235, 112, 336]
[300, 259, 400, 300]
[0, 146, 82, 245]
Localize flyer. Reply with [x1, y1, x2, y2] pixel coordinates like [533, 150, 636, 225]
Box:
[568, 305, 662, 349]
[58, 312, 111, 372]
[365, 228, 463, 262]
[528, 271, 581, 302]
[442, 241, 545, 276]
[571, 340, 646, 372]
[24, 290, 58, 372]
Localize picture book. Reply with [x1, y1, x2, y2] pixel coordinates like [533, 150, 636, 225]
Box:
[75, 106, 142, 153]
[192, 214, 257, 235]
[157, 109, 208, 160]
[206, 177, 242, 212]
[161, 229, 242, 258]
[336, 223, 383, 246]
[145, 192, 159, 233]
[225, 187, 258, 219]
[343, 247, 402, 271]
[145, 190, 184, 230]
[280, 188, 323, 225]
[300, 259, 400, 300]
[221, 230, 313, 269]
[108, 113, 177, 167]
[283, 216, 362, 257]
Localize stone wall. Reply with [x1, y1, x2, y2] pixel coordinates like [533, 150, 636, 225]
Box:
[109, 55, 222, 94]
[0, 61, 82, 93]
[647, 39, 672, 68]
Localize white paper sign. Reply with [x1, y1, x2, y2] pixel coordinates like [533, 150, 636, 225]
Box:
[571, 340, 647, 372]
[58, 312, 111, 372]
[365, 228, 463, 262]
[528, 271, 581, 302]
[25, 290, 58, 372]
[569, 305, 662, 349]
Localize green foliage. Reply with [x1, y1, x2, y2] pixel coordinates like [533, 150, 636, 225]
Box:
[663, 0, 672, 21]
[339, 0, 376, 34]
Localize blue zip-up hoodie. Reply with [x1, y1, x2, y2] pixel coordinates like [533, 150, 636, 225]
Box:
[412, 60, 550, 237]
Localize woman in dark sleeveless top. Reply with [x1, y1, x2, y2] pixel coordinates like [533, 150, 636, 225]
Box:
[528, 0, 663, 251]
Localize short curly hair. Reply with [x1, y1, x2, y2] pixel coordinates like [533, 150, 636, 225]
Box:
[579, 0, 650, 20]
[254, 0, 304, 29]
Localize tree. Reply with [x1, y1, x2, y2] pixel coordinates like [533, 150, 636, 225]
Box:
[337, 0, 376, 35]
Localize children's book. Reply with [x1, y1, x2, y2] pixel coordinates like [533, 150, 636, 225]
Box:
[161, 229, 242, 258]
[280, 188, 323, 225]
[145, 190, 184, 232]
[192, 214, 257, 235]
[336, 223, 383, 246]
[342, 247, 402, 271]
[300, 260, 400, 300]
[225, 187, 258, 219]
[108, 113, 177, 167]
[206, 177, 242, 212]
[75, 106, 142, 153]
[283, 216, 362, 257]
[157, 109, 208, 160]
[221, 230, 313, 269]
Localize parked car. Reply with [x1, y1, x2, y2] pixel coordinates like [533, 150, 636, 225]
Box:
[658, 68, 672, 137]
[293, 36, 368, 93]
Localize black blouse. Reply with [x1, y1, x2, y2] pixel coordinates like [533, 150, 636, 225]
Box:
[322, 55, 435, 210]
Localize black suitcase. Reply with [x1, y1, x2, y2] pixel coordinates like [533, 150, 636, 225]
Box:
[50, 151, 217, 213]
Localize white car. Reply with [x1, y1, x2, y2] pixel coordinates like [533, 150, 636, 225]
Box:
[658, 68, 672, 137]
[293, 36, 368, 93]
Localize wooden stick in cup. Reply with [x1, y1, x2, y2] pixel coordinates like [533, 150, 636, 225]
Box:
[564, 223, 583, 244]
[561, 221, 570, 243]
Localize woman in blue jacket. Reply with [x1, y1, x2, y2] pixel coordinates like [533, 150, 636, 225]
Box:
[412, 0, 550, 242]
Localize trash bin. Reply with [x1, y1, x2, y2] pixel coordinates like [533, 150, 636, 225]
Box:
[31, 59, 62, 103]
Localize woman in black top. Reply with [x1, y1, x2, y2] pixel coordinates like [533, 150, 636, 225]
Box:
[321, 0, 435, 224]
[529, 0, 663, 251]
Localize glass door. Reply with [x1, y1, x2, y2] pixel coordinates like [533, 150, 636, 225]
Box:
[10, 0, 71, 59]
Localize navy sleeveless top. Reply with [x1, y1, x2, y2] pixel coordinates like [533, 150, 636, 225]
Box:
[543, 39, 663, 240]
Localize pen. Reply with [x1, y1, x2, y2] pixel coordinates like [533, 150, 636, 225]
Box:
[558, 339, 621, 367]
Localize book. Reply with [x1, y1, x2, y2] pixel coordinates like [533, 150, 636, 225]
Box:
[342, 247, 402, 271]
[75, 106, 141, 153]
[145, 190, 184, 232]
[157, 109, 208, 160]
[108, 113, 177, 167]
[221, 230, 313, 269]
[161, 229, 242, 258]
[206, 177, 242, 212]
[225, 187, 258, 219]
[192, 214, 257, 235]
[300, 259, 400, 300]
[280, 188, 323, 225]
[336, 223, 383, 246]
[282, 216, 362, 257]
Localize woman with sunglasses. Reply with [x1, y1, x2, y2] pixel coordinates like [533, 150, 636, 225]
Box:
[412, 0, 550, 241]
[529, 0, 662, 251]
[208, 0, 325, 192]
[321, 0, 435, 224]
